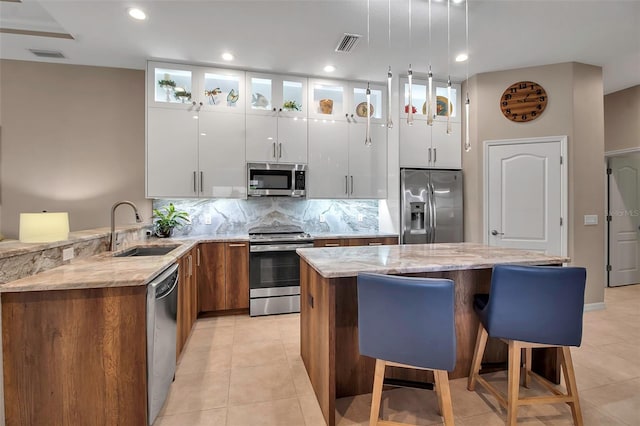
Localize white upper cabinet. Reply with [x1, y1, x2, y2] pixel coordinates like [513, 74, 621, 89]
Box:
[246, 73, 308, 163]
[308, 79, 388, 199]
[147, 62, 245, 113]
[399, 77, 462, 169]
[147, 62, 247, 198]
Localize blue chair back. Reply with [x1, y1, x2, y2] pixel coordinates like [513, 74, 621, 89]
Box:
[357, 273, 456, 371]
[482, 265, 586, 346]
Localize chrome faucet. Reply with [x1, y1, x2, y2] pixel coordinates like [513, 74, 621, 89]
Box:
[111, 200, 142, 251]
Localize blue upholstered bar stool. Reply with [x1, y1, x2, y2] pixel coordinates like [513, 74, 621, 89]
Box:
[358, 273, 457, 426]
[467, 264, 587, 426]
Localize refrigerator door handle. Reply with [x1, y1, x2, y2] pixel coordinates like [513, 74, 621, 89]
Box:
[430, 183, 437, 243]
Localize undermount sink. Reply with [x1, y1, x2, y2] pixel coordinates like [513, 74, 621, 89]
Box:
[113, 245, 180, 257]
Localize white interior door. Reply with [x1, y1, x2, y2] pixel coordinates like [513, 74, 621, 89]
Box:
[486, 138, 565, 255]
[609, 155, 640, 287]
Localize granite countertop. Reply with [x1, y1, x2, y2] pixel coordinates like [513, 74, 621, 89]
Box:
[0, 241, 198, 293]
[296, 242, 570, 278]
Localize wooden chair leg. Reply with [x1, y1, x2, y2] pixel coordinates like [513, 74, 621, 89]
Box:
[560, 347, 584, 426]
[369, 359, 386, 426]
[507, 341, 521, 426]
[468, 322, 488, 391]
[434, 370, 455, 426]
[522, 347, 532, 388]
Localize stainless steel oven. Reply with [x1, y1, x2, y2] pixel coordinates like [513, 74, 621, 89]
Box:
[248, 225, 313, 316]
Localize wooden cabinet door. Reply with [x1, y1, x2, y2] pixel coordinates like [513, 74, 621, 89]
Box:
[197, 242, 226, 312]
[346, 237, 399, 246]
[189, 247, 198, 326]
[313, 238, 345, 247]
[225, 242, 249, 309]
[177, 253, 188, 358]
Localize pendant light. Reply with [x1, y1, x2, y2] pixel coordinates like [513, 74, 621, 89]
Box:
[464, 0, 471, 152]
[386, 0, 393, 129]
[427, 0, 434, 126]
[446, 0, 452, 135]
[365, 83, 372, 146]
[365, 0, 372, 146]
[407, 0, 414, 126]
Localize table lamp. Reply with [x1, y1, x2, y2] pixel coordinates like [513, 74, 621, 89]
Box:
[19, 212, 70, 243]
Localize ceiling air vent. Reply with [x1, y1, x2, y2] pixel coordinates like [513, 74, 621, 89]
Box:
[29, 49, 65, 59]
[335, 33, 361, 53]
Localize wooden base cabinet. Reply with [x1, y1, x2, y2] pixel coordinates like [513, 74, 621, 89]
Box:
[177, 247, 198, 359]
[314, 236, 398, 248]
[198, 242, 249, 312]
[2, 287, 148, 425]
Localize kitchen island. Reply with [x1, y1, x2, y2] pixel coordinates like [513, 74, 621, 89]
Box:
[296, 243, 569, 426]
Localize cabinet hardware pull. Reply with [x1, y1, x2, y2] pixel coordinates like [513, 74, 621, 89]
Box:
[279, 143, 282, 158]
[434, 148, 437, 163]
[279, 108, 282, 112]
[273, 107, 277, 112]
[200, 171, 203, 193]
[345, 113, 349, 118]
[369, 242, 382, 246]
[325, 243, 340, 247]
[350, 176, 354, 194]
[197, 248, 201, 267]
[273, 142, 276, 158]
[428, 148, 432, 163]
[193, 171, 197, 193]
[228, 243, 246, 247]
[345, 176, 348, 194]
[192, 101, 197, 106]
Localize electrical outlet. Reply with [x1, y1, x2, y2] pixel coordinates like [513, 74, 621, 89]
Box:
[62, 247, 74, 261]
[357, 214, 364, 222]
[204, 214, 212, 225]
[319, 214, 325, 223]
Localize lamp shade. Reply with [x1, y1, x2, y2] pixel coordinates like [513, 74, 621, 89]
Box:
[19, 212, 70, 243]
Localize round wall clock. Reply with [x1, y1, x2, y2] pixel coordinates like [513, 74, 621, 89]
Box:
[500, 81, 548, 122]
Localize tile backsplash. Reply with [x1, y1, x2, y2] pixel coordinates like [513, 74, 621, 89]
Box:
[153, 199, 379, 236]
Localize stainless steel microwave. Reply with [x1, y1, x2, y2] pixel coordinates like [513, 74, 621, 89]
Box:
[247, 163, 307, 197]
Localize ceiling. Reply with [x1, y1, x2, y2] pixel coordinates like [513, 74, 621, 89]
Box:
[1, 0, 638, 94]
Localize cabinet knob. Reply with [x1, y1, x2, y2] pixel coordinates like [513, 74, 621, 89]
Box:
[351, 114, 354, 118]
[345, 113, 349, 118]
[192, 101, 197, 106]
[279, 108, 282, 112]
[273, 107, 277, 112]
[199, 102, 203, 106]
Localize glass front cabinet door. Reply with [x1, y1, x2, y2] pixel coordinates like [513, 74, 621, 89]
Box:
[200, 68, 245, 113]
[348, 82, 385, 125]
[246, 73, 307, 118]
[308, 79, 347, 120]
[148, 62, 197, 109]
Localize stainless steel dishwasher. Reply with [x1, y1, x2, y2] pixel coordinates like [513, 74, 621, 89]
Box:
[146, 263, 179, 425]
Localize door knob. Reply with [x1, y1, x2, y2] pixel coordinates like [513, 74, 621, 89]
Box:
[491, 230, 504, 236]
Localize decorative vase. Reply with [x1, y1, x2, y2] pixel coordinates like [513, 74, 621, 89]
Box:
[319, 99, 333, 114]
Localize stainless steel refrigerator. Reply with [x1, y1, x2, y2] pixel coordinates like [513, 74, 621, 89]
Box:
[400, 169, 463, 244]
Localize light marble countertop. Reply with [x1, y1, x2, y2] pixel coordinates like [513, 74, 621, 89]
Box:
[0, 240, 197, 293]
[297, 242, 570, 278]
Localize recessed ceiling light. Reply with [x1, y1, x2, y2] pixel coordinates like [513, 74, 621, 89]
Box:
[222, 52, 234, 61]
[455, 53, 468, 62]
[453, 0, 464, 4]
[128, 8, 146, 20]
[324, 65, 336, 73]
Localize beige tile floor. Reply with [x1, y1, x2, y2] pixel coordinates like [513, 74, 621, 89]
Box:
[154, 285, 640, 426]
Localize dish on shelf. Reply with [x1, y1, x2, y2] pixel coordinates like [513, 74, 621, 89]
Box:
[356, 102, 374, 117]
[320, 99, 333, 114]
[436, 96, 453, 116]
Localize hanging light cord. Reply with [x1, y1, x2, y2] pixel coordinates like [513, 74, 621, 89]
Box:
[365, 0, 372, 146]
[387, 0, 393, 129]
[464, 0, 471, 151]
[427, 0, 434, 125]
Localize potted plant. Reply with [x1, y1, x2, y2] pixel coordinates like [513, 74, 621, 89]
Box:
[283, 100, 301, 111]
[153, 203, 190, 238]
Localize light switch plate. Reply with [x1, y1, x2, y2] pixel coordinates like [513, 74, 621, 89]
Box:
[319, 214, 325, 223]
[204, 214, 212, 225]
[584, 215, 598, 226]
[357, 214, 364, 222]
[62, 247, 74, 261]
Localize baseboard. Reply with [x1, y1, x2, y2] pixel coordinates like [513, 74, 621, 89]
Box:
[584, 302, 606, 312]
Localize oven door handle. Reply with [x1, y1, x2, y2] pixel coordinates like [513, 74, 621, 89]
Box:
[250, 243, 315, 253]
